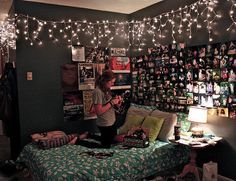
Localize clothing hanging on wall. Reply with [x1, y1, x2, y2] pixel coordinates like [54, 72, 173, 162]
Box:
[0, 62, 17, 136]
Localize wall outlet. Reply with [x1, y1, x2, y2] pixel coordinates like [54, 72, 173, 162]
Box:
[27, 72, 33, 80]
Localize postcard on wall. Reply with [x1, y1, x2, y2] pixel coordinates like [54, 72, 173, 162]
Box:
[63, 91, 83, 122]
[61, 64, 78, 92]
[110, 48, 126, 56]
[109, 57, 130, 70]
[72, 45, 85, 62]
[78, 63, 95, 90]
[83, 90, 97, 120]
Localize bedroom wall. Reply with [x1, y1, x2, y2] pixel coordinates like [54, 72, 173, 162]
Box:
[129, 0, 236, 180]
[13, 0, 236, 179]
[14, 0, 128, 152]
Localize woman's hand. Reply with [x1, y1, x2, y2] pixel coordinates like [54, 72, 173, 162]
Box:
[111, 95, 122, 106]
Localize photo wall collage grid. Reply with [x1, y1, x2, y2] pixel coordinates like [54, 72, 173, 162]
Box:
[131, 41, 236, 119]
[61, 46, 131, 122]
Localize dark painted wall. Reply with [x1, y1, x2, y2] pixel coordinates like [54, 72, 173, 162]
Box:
[130, 0, 236, 56]
[14, 1, 128, 148]
[14, 0, 236, 179]
[130, 0, 236, 179]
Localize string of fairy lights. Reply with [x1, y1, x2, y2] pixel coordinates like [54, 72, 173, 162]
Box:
[0, 0, 236, 51]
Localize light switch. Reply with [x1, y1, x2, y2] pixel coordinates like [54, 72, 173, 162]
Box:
[27, 72, 33, 80]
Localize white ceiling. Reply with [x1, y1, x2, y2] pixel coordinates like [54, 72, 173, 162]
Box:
[23, 0, 163, 14]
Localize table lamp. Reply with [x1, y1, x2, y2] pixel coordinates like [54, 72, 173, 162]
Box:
[188, 106, 208, 137]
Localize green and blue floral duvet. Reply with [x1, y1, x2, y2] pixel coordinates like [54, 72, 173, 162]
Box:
[17, 141, 189, 181]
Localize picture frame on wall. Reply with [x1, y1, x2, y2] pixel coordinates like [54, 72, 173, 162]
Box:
[72, 45, 85, 62]
[78, 63, 95, 90]
[110, 48, 126, 56]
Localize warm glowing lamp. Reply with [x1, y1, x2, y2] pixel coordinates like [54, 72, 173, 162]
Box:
[188, 106, 208, 137]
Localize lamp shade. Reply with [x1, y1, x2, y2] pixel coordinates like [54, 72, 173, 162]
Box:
[188, 106, 208, 123]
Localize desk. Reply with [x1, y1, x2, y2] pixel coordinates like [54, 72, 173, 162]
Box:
[169, 136, 222, 181]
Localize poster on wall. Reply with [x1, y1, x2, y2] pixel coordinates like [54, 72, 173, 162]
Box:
[85, 46, 110, 63]
[109, 57, 130, 70]
[83, 90, 97, 120]
[78, 63, 95, 90]
[61, 64, 78, 92]
[111, 70, 131, 90]
[63, 91, 83, 122]
[72, 45, 85, 62]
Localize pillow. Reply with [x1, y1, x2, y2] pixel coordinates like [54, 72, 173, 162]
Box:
[38, 134, 76, 149]
[150, 110, 177, 142]
[177, 112, 191, 132]
[31, 130, 66, 142]
[130, 103, 156, 111]
[141, 116, 164, 142]
[118, 114, 145, 134]
[127, 105, 153, 117]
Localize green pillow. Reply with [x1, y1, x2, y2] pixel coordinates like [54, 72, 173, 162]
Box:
[119, 114, 145, 134]
[142, 116, 164, 142]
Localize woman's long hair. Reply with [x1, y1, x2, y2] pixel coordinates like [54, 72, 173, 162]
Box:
[95, 70, 115, 93]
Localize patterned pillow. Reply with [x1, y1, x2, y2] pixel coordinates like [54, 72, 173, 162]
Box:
[38, 134, 76, 149]
[177, 112, 191, 132]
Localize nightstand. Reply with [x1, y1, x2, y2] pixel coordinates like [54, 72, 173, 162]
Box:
[169, 135, 222, 181]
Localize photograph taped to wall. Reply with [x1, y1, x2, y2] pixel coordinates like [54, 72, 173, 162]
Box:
[110, 48, 126, 56]
[109, 57, 130, 70]
[78, 63, 95, 90]
[208, 108, 218, 116]
[111, 71, 131, 90]
[218, 107, 229, 117]
[63, 91, 83, 122]
[61, 64, 78, 92]
[83, 90, 97, 120]
[72, 45, 85, 62]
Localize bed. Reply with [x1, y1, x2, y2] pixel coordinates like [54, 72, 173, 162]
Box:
[16, 140, 189, 181]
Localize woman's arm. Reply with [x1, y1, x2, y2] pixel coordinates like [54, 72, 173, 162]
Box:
[94, 97, 121, 116]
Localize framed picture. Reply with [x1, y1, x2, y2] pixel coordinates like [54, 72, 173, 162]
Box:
[110, 48, 126, 56]
[61, 64, 78, 92]
[111, 70, 131, 90]
[72, 45, 85, 62]
[78, 63, 95, 90]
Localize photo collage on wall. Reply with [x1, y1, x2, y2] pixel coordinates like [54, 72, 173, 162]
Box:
[61, 46, 131, 121]
[131, 41, 236, 119]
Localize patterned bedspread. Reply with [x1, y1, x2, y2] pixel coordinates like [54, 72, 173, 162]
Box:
[16, 140, 189, 181]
